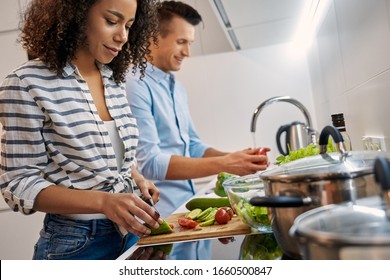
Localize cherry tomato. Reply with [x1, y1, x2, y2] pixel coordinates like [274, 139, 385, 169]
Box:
[178, 217, 198, 229]
[220, 207, 234, 219]
[215, 208, 231, 224]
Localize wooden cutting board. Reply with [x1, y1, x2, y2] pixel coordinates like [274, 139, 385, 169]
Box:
[137, 212, 251, 245]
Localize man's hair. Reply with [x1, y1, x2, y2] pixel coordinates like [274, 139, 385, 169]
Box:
[157, 1, 202, 37]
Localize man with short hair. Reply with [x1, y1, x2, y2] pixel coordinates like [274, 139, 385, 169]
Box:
[126, 1, 269, 218]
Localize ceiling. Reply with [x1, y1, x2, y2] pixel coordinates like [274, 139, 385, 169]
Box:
[179, 0, 308, 56]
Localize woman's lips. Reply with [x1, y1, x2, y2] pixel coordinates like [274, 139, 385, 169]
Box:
[106, 46, 120, 57]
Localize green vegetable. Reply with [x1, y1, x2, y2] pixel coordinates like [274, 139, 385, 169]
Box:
[202, 208, 218, 221]
[199, 218, 215, 227]
[148, 220, 174, 235]
[185, 197, 231, 211]
[193, 207, 214, 221]
[185, 208, 202, 219]
[240, 233, 283, 260]
[214, 172, 239, 197]
[235, 200, 269, 227]
[275, 140, 337, 165]
[153, 244, 174, 255]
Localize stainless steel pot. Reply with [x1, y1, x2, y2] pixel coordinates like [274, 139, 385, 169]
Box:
[249, 125, 389, 259]
[289, 157, 390, 259]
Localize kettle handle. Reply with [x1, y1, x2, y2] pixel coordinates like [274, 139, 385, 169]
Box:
[318, 125, 346, 155]
[276, 124, 290, 156]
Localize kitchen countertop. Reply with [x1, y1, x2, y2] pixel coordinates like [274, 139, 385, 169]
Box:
[117, 177, 288, 260]
[117, 232, 286, 260]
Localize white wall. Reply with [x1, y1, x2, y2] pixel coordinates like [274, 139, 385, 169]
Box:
[177, 43, 315, 162]
[307, 0, 390, 150]
[0, 0, 39, 260]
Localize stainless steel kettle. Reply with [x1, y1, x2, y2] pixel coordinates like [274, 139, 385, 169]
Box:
[276, 121, 312, 156]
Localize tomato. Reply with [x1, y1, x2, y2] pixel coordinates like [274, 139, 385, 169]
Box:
[215, 208, 231, 224]
[218, 237, 235, 244]
[178, 217, 198, 229]
[169, 223, 175, 229]
[256, 147, 270, 165]
[220, 207, 234, 219]
[258, 147, 270, 155]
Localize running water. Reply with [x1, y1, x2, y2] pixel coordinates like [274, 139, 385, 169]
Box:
[251, 132, 257, 149]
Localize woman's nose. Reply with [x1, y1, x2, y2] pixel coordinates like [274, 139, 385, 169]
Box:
[115, 26, 128, 43]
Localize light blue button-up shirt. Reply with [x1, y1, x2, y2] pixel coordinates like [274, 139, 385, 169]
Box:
[126, 63, 209, 217]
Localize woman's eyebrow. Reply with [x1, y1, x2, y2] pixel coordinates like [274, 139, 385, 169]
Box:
[107, 10, 135, 22]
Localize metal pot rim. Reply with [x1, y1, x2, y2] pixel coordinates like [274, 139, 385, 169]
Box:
[290, 202, 390, 245]
[261, 169, 373, 183]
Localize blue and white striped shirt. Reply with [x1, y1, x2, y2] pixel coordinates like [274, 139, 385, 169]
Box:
[0, 59, 138, 214]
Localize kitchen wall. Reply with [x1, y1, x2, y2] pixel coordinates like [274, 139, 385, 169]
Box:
[307, 0, 390, 151]
[178, 0, 390, 158]
[176, 43, 315, 162]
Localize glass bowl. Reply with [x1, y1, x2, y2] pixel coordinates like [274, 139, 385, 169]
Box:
[223, 173, 272, 232]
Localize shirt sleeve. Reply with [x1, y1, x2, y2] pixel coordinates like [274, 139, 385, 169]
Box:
[0, 73, 54, 214]
[188, 114, 210, 158]
[126, 76, 171, 180]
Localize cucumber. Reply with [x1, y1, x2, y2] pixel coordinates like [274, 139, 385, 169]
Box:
[148, 220, 174, 235]
[185, 208, 202, 219]
[185, 197, 231, 211]
[193, 207, 213, 221]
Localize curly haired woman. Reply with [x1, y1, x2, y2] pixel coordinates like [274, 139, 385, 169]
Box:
[0, 0, 162, 260]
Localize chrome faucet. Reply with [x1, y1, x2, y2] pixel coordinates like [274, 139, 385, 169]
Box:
[250, 96, 317, 149]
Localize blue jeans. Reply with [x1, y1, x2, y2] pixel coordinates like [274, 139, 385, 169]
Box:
[33, 214, 139, 260]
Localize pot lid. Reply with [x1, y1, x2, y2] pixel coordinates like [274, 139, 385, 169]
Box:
[289, 198, 390, 246]
[290, 156, 390, 246]
[260, 150, 389, 182]
[260, 126, 390, 182]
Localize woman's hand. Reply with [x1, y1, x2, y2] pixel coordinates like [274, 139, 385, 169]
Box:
[131, 168, 160, 204]
[128, 246, 168, 260]
[101, 192, 162, 237]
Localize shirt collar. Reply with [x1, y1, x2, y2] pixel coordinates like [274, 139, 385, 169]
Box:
[145, 62, 174, 84]
[62, 61, 114, 78]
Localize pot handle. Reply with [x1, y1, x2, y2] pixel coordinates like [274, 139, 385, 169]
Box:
[318, 125, 347, 156]
[249, 196, 312, 207]
[374, 157, 390, 217]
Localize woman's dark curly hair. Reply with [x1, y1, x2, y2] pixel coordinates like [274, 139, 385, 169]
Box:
[20, 0, 159, 83]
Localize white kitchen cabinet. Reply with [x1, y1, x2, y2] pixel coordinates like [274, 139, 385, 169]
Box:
[335, 0, 390, 90]
[0, 210, 44, 260]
